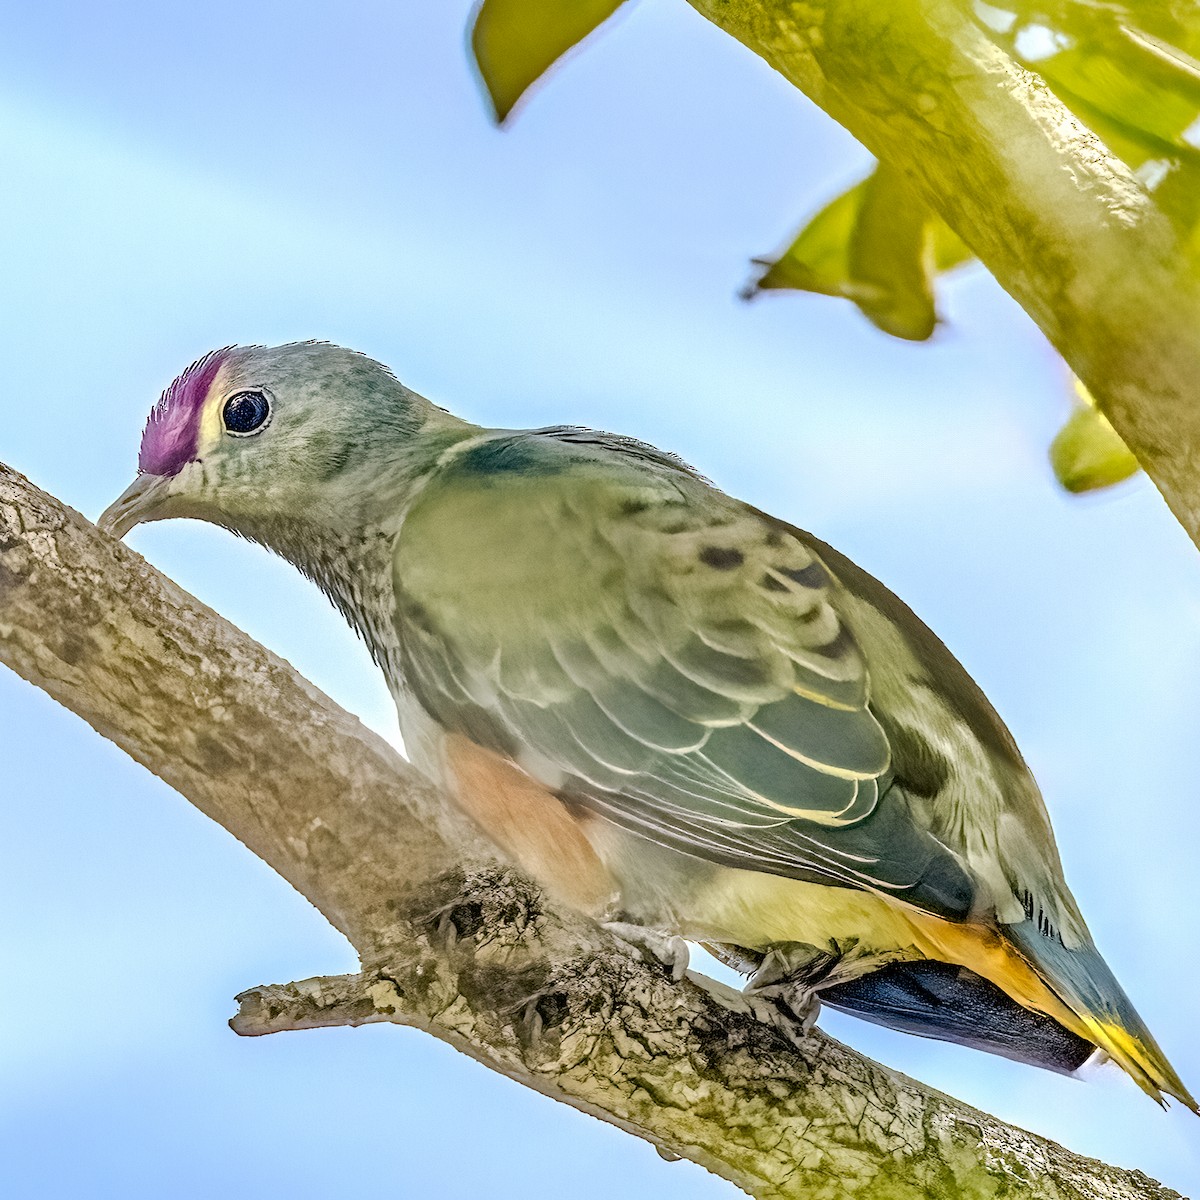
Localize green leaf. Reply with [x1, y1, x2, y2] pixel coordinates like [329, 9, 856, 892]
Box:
[470, 0, 627, 123]
[750, 179, 863, 298]
[930, 219, 974, 274]
[848, 162, 939, 341]
[1050, 382, 1141, 493]
[747, 163, 974, 341]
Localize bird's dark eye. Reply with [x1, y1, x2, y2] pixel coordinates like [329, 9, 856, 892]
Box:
[222, 390, 271, 436]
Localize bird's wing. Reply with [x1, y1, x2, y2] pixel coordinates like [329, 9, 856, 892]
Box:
[393, 429, 978, 921]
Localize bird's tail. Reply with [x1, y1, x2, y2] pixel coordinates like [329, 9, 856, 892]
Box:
[1004, 919, 1198, 1113]
[819, 959, 1096, 1074]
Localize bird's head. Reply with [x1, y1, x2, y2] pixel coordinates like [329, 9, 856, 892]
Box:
[99, 341, 465, 539]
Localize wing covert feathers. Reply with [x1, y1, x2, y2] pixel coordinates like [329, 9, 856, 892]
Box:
[391, 428, 1194, 1108]
[393, 431, 976, 919]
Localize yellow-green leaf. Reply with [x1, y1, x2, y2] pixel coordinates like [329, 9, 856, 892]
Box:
[749, 181, 862, 299]
[930, 220, 973, 273]
[1050, 384, 1141, 493]
[854, 161, 951, 340]
[470, 0, 627, 123]
[747, 163, 974, 341]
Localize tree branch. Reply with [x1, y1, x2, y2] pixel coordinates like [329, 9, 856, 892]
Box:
[0, 460, 1181, 1199]
[683, 0, 1200, 545]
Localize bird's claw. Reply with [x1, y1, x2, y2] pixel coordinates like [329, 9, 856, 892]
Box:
[602, 921, 690, 981]
[743, 943, 827, 1034]
[518, 993, 546, 1045]
[744, 980, 822, 1039]
[754, 991, 821, 1048]
[686, 970, 821, 1049]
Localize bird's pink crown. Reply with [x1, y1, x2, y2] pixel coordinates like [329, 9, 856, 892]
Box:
[138, 348, 232, 476]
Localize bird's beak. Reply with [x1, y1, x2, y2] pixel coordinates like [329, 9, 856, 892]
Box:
[97, 473, 172, 539]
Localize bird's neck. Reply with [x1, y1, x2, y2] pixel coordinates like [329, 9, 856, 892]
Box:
[242, 422, 479, 677]
[265, 513, 405, 677]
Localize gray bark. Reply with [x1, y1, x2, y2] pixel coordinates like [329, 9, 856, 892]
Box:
[0, 461, 1183, 1198]
[683, 0, 1200, 545]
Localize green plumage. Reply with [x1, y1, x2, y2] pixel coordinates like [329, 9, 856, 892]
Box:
[100, 342, 1196, 1111]
[389, 425, 1191, 1105]
[392, 430, 979, 917]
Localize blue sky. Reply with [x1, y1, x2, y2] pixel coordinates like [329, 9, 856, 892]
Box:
[1, 2, 1198, 1195]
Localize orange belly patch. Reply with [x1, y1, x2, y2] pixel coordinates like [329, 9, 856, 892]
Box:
[442, 733, 616, 916]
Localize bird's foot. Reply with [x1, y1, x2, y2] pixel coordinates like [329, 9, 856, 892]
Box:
[743, 942, 831, 1033]
[684, 972, 819, 1051]
[412, 895, 486, 950]
[602, 921, 690, 981]
[761, 987, 822, 1036]
[757, 992, 821, 1047]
